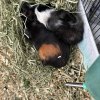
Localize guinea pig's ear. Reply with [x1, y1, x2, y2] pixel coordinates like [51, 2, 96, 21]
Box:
[20, 2, 37, 21]
[20, 1, 30, 16]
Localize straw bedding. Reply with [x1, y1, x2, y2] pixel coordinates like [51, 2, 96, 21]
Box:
[0, 0, 90, 99]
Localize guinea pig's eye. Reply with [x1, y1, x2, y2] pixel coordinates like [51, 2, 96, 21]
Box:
[27, 12, 37, 21]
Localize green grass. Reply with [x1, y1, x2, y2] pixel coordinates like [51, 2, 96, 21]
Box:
[0, 0, 91, 99]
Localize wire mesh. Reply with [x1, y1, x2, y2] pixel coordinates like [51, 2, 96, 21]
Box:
[81, 0, 100, 52]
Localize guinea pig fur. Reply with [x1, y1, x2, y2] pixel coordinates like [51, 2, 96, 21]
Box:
[34, 4, 84, 45]
[20, 2, 70, 68]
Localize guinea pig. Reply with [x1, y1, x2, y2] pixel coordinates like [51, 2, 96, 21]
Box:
[20, 1, 70, 68]
[34, 4, 84, 45]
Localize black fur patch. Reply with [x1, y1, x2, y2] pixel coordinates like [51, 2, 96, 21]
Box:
[20, 2, 70, 68]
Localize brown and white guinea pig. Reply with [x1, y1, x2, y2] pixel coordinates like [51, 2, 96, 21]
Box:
[34, 4, 84, 45]
[20, 2, 70, 68]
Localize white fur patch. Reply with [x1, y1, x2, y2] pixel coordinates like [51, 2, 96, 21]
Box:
[57, 56, 62, 58]
[35, 6, 55, 27]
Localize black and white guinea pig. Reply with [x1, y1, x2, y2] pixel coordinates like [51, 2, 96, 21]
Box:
[34, 4, 84, 45]
[20, 2, 70, 68]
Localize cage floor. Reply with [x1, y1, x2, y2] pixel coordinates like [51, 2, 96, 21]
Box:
[0, 43, 91, 100]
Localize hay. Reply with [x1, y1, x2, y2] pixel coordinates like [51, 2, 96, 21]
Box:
[0, 0, 91, 99]
[28, 0, 78, 11]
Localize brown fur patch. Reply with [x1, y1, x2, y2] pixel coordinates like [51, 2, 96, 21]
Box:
[39, 44, 61, 60]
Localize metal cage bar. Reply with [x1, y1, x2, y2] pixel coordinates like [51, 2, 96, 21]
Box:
[81, 0, 100, 53]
